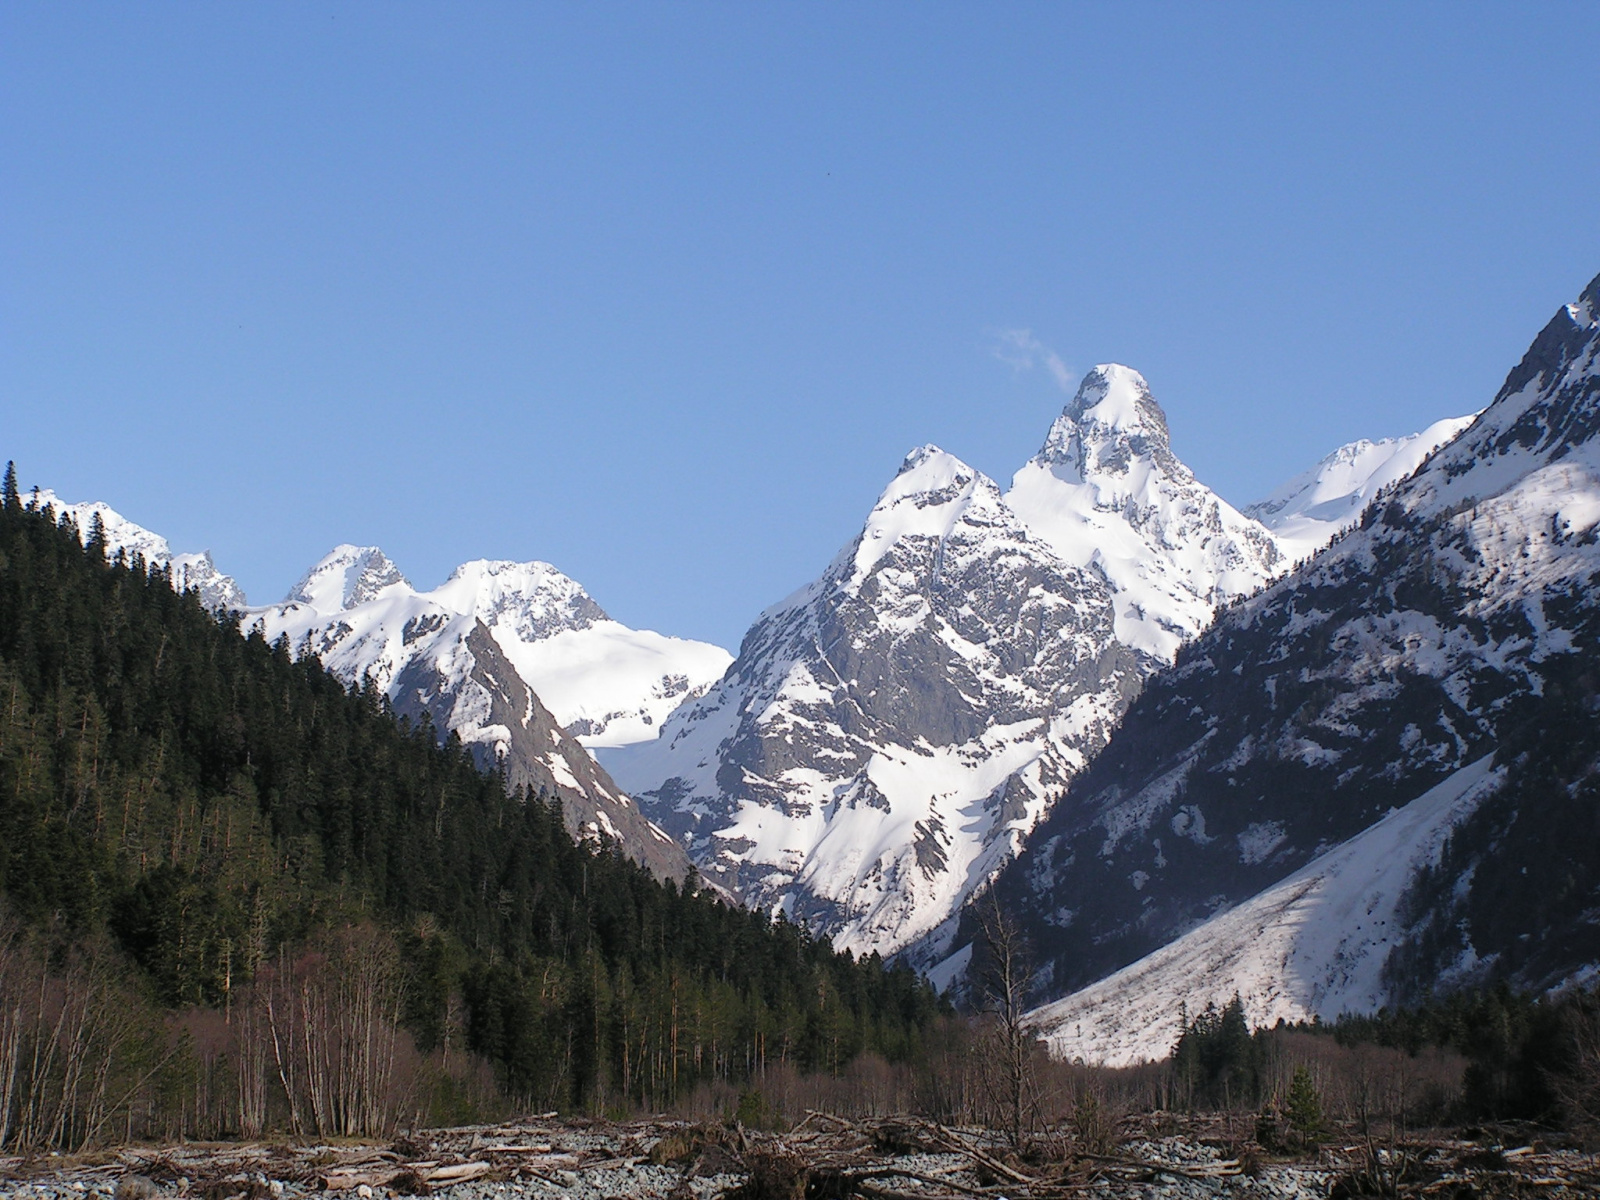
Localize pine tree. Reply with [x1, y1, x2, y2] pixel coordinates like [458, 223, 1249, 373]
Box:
[87, 510, 108, 561]
[1286, 1064, 1323, 1149]
[1, 461, 16, 510]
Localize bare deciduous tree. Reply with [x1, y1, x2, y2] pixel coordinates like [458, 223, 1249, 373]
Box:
[256, 924, 409, 1138]
[1554, 994, 1600, 1147]
[974, 890, 1039, 1152]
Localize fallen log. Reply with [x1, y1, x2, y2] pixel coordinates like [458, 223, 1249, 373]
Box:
[482, 1144, 553, 1153]
[424, 1161, 492, 1184]
[320, 1160, 493, 1192]
[928, 1124, 1035, 1186]
[1073, 1152, 1242, 1181]
[846, 1166, 999, 1197]
[319, 1167, 399, 1190]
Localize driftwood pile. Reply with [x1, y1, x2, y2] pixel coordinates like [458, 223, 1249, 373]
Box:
[707, 1111, 1245, 1197]
[324, 1115, 1242, 1196]
[1320, 1136, 1600, 1198]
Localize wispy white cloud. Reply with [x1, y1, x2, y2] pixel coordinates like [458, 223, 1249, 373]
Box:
[992, 328, 1074, 393]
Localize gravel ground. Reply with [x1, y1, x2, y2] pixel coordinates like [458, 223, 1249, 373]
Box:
[1, 1116, 1596, 1199]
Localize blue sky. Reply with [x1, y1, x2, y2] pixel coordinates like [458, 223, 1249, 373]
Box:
[5, 3, 1599, 649]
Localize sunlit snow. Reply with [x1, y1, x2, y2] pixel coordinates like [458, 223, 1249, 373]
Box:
[1030, 757, 1505, 1067]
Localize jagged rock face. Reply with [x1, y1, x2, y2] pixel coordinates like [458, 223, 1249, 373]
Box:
[31, 490, 248, 612]
[608, 372, 1323, 962]
[998, 272, 1600, 1023]
[250, 548, 726, 882]
[1007, 365, 1286, 662]
[254, 550, 729, 752]
[287, 544, 409, 611]
[606, 446, 1148, 957]
[388, 620, 692, 882]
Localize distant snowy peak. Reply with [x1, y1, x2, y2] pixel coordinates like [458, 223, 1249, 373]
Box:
[1007, 365, 1284, 661]
[256, 548, 730, 751]
[1246, 415, 1479, 561]
[286, 544, 409, 614]
[437, 558, 609, 641]
[250, 545, 729, 880]
[286, 550, 612, 639]
[29, 489, 247, 612]
[851, 445, 990, 583]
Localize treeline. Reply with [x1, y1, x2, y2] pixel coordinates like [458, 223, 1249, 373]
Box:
[1161, 986, 1600, 1133]
[0, 466, 945, 1146]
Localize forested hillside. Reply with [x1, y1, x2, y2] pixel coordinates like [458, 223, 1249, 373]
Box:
[0, 466, 943, 1142]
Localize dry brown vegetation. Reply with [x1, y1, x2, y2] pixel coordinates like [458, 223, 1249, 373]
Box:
[0, 918, 504, 1152]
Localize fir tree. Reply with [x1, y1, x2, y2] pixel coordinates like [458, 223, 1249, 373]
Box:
[1286, 1065, 1323, 1148]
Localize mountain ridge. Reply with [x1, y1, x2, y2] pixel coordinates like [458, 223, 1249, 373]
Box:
[1001, 270, 1600, 1059]
[10, 492, 721, 881]
[609, 367, 1365, 960]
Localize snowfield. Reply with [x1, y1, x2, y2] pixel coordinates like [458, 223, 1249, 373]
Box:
[1028, 756, 1505, 1066]
[1245, 414, 1478, 562]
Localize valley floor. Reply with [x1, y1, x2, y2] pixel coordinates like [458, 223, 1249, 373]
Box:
[3, 1113, 1598, 1199]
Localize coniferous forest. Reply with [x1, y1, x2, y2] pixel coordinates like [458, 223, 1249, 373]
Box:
[0, 466, 945, 1144]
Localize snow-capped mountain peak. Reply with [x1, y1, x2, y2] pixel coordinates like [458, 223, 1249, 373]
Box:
[251, 546, 732, 880]
[894, 442, 966, 481]
[286, 544, 409, 614]
[26, 490, 247, 612]
[257, 549, 730, 752]
[434, 558, 609, 641]
[988, 270, 1600, 1059]
[1405, 271, 1600, 519]
[1007, 365, 1284, 661]
[853, 445, 985, 580]
[1035, 364, 1181, 484]
[607, 367, 1453, 963]
[605, 442, 1144, 958]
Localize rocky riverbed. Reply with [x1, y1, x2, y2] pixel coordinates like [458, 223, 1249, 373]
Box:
[1, 1114, 1596, 1199]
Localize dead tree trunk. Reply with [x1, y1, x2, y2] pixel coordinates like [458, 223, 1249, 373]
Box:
[975, 889, 1037, 1153]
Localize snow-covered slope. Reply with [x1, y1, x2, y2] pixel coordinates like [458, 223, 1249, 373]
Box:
[26, 489, 246, 611]
[1245, 415, 1478, 561]
[249, 549, 728, 880]
[1030, 756, 1505, 1066]
[986, 270, 1600, 1033]
[605, 445, 1151, 958]
[1007, 365, 1286, 661]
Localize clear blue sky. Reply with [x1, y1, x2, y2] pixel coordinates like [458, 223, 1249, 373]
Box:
[5, 3, 1599, 649]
